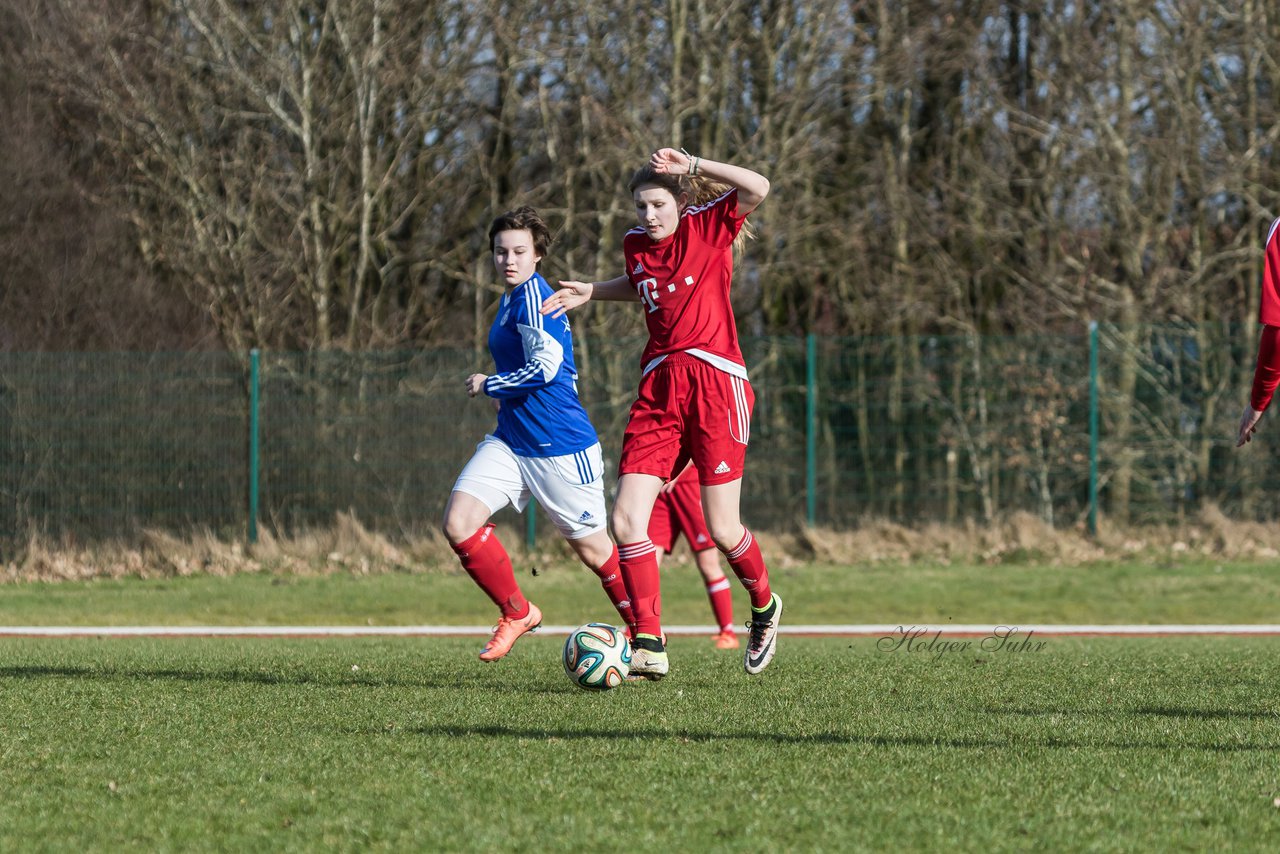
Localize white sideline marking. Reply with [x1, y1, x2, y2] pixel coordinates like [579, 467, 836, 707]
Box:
[1, 624, 1280, 638]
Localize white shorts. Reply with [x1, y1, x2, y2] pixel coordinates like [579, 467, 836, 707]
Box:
[452, 435, 609, 539]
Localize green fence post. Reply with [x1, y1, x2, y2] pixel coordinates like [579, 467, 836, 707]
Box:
[526, 506, 536, 550]
[1088, 322, 1099, 537]
[248, 348, 260, 545]
[806, 332, 817, 526]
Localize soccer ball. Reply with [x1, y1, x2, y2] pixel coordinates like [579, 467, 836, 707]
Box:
[562, 623, 631, 690]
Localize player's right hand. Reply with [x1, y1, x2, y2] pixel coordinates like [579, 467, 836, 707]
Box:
[1237, 403, 1264, 447]
[541, 281, 593, 318]
[650, 147, 688, 175]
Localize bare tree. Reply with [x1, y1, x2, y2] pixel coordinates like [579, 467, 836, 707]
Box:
[24, 0, 502, 352]
[0, 0, 213, 350]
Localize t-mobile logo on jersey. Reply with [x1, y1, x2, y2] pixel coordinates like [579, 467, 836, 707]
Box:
[638, 275, 696, 313]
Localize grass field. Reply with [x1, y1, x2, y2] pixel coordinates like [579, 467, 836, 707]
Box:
[4, 557, 1280, 626]
[2, 560, 1280, 851]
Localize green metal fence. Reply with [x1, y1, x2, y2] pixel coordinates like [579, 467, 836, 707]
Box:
[0, 325, 1267, 549]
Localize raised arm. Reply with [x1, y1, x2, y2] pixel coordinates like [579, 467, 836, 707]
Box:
[541, 274, 638, 318]
[650, 148, 770, 214]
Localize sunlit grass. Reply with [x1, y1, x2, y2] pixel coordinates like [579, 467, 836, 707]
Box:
[1, 634, 1278, 851]
[1, 558, 1278, 627]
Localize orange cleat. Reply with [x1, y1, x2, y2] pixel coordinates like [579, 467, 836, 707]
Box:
[712, 630, 739, 650]
[478, 603, 542, 662]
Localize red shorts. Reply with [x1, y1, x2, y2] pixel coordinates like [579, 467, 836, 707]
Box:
[618, 353, 754, 486]
[647, 469, 714, 553]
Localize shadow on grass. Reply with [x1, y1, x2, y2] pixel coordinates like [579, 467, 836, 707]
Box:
[0, 663, 529, 691]
[403, 722, 1280, 753]
[993, 705, 1279, 721]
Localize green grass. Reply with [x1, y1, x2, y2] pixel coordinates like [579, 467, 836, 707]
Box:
[3, 560, 1280, 851]
[1, 634, 1278, 851]
[2, 558, 1279, 626]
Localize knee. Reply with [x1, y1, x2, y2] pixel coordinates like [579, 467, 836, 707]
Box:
[707, 522, 744, 553]
[575, 539, 613, 571]
[442, 507, 483, 546]
[610, 506, 646, 544]
[695, 551, 724, 580]
[441, 516, 470, 546]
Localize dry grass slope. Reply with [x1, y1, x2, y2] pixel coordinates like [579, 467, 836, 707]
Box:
[4, 505, 1280, 584]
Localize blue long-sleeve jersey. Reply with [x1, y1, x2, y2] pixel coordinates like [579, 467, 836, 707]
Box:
[483, 272, 599, 457]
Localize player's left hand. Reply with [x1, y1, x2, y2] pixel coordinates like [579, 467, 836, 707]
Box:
[466, 374, 487, 397]
[1237, 403, 1264, 446]
[650, 147, 690, 175]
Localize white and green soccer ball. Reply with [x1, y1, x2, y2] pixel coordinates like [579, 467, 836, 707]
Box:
[562, 623, 632, 690]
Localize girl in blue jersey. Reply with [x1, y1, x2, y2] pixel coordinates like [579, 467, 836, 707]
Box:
[443, 206, 632, 662]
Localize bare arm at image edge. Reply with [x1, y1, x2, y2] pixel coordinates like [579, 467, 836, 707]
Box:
[1238, 323, 1280, 446]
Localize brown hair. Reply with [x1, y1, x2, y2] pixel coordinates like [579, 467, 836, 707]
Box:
[627, 166, 754, 249]
[488, 205, 553, 262]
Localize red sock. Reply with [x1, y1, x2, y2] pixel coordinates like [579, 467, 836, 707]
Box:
[618, 540, 662, 638]
[588, 545, 635, 628]
[704, 572, 735, 632]
[451, 524, 528, 619]
[724, 528, 772, 610]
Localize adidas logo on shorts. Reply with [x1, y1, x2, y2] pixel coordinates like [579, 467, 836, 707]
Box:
[714, 461, 731, 475]
[578, 510, 593, 522]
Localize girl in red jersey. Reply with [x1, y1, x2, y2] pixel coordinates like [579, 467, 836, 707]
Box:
[542, 147, 781, 679]
[1239, 218, 1280, 446]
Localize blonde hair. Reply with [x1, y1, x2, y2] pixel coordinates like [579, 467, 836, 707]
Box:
[627, 166, 755, 251]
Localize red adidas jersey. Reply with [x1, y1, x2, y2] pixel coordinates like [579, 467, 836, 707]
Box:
[623, 189, 749, 379]
[1258, 218, 1280, 325]
[1250, 219, 1280, 410]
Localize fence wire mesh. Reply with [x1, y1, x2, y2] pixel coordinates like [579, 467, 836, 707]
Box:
[0, 325, 1265, 547]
